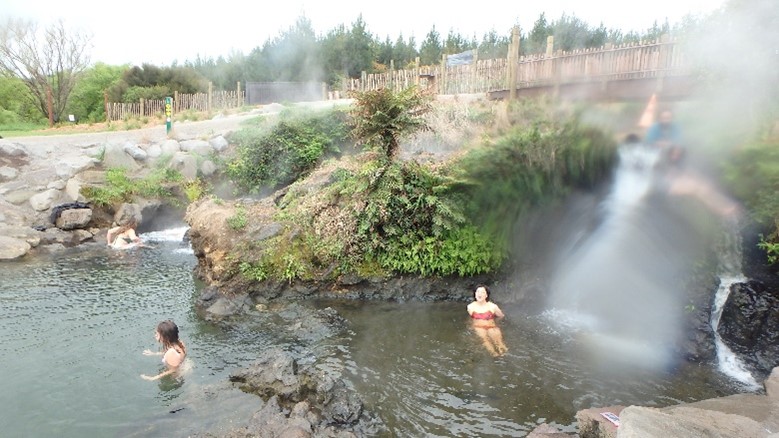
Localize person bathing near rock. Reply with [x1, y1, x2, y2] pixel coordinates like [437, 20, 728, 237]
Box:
[141, 320, 187, 381]
[106, 219, 143, 249]
[467, 285, 508, 356]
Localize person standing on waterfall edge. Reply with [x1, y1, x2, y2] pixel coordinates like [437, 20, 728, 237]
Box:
[141, 320, 187, 381]
[467, 285, 508, 357]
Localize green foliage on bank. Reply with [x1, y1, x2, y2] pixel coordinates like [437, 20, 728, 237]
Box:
[226, 109, 352, 193]
[232, 99, 617, 283]
[724, 137, 779, 264]
[446, 104, 617, 242]
[80, 167, 183, 207]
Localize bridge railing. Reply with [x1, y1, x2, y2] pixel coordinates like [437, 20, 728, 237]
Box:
[343, 39, 688, 96]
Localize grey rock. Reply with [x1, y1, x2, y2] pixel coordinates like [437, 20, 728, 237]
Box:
[719, 280, 779, 374]
[40, 228, 88, 247]
[114, 203, 142, 226]
[0, 166, 18, 181]
[180, 139, 213, 156]
[200, 160, 217, 177]
[47, 180, 66, 190]
[56, 208, 92, 230]
[0, 141, 28, 158]
[258, 222, 284, 241]
[0, 199, 29, 226]
[576, 406, 622, 438]
[30, 189, 60, 211]
[123, 142, 148, 161]
[209, 135, 229, 152]
[160, 139, 181, 156]
[64, 178, 83, 202]
[767, 367, 779, 398]
[0, 224, 41, 247]
[74, 170, 107, 184]
[146, 143, 162, 158]
[0, 236, 30, 260]
[617, 403, 769, 438]
[169, 152, 198, 181]
[2, 187, 35, 203]
[102, 143, 140, 171]
[55, 155, 97, 179]
[230, 348, 302, 402]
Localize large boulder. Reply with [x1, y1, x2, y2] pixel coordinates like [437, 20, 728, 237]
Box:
[55, 155, 97, 179]
[616, 393, 777, 438]
[0, 224, 41, 247]
[230, 348, 304, 402]
[576, 406, 622, 438]
[29, 189, 61, 211]
[0, 199, 30, 226]
[718, 280, 779, 374]
[0, 141, 29, 167]
[209, 135, 229, 152]
[146, 143, 162, 159]
[102, 143, 140, 171]
[200, 160, 217, 177]
[113, 203, 142, 225]
[168, 152, 198, 181]
[160, 139, 181, 156]
[0, 166, 18, 181]
[123, 141, 148, 161]
[0, 236, 31, 260]
[180, 139, 212, 156]
[55, 208, 92, 230]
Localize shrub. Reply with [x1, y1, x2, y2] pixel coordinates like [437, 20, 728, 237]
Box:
[226, 108, 351, 193]
[80, 167, 183, 207]
[227, 205, 248, 230]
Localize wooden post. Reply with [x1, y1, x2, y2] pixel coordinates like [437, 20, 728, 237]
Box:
[389, 59, 395, 91]
[361, 71, 367, 91]
[47, 86, 54, 127]
[546, 36, 554, 56]
[415, 57, 420, 87]
[440, 53, 447, 94]
[208, 82, 213, 112]
[508, 26, 520, 100]
[470, 49, 479, 93]
[103, 91, 109, 122]
[174, 90, 179, 113]
[139, 98, 145, 118]
[321, 82, 328, 100]
[236, 81, 241, 107]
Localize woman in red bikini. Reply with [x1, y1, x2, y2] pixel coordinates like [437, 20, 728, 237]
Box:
[467, 285, 508, 356]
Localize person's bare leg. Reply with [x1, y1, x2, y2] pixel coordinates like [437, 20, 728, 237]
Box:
[487, 328, 508, 355]
[474, 327, 498, 356]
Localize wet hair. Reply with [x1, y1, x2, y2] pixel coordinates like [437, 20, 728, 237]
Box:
[157, 320, 186, 356]
[473, 285, 491, 302]
[115, 219, 137, 235]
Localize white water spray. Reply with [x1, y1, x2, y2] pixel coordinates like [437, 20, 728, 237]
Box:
[141, 226, 193, 254]
[710, 223, 759, 388]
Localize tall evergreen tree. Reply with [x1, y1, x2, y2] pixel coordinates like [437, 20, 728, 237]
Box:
[419, 26, 442, 65]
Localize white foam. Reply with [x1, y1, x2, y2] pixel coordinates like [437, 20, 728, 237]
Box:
[142, 227, 189, 243]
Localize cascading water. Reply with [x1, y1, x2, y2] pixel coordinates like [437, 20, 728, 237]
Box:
[710, 222, 759, 388]
[546, 142, 756, 381]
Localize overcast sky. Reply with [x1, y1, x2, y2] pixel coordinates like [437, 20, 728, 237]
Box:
[2, 0, 727, 66]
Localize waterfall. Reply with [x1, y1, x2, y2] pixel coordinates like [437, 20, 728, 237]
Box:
[710, 222, 759, 388]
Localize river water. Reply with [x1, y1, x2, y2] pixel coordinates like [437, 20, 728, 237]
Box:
[0, 226, 747, 437]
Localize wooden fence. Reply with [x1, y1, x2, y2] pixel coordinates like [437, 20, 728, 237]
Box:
[105, 83, 245, 122]
[343, 37, 689, 96]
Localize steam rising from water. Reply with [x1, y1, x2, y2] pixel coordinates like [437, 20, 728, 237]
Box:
[547, 145, 703, 372]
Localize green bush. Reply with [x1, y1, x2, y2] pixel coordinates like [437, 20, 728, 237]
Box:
[227, 205, 248, 230]
[445, 113, 617, 242]
[724, 139, 779, 263]
[80, 167, 183, 207]
[226, 108, 351, 193]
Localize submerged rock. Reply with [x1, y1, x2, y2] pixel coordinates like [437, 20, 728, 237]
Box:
[228, 348, 376, 437]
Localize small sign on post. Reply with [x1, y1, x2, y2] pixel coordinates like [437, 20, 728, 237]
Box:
[165, 96, 173, 134]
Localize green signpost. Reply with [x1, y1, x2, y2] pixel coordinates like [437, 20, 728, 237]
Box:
[165, 97, 172, 134]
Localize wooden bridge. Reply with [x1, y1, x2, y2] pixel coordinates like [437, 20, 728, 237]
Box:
[343, 37, 697, 102]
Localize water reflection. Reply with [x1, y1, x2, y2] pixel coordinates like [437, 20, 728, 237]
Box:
[0, 240, 744, 437]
